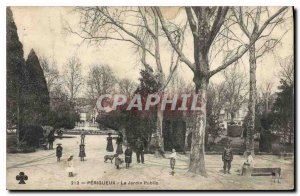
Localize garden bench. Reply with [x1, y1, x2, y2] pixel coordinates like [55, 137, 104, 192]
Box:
[251, 167, 281, 177]
[39, 138, 48, 150]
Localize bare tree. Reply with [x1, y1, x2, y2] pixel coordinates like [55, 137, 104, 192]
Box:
[118, 78, 137, 97]
[70, 7, 186, 153]
[155, 6, 289, 175]
[39, 55, 68, 109]
[258, 81, 273, 112]
[39, 55, 60, 92]
[233, 6, 289, 154]
[86, 64, 117, 100]
[64, 56, 83, 102]
[277, 55, 294, 86]
[223, 65, 248, 120]
[207, 82, 227, 132]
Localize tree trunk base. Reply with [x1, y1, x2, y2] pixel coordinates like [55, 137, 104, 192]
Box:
[154, 149, 165, 158]
[243, 150, 255, 158]
[187, 169, 208, 178]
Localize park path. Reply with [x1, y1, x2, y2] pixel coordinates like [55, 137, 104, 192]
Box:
[7, 135, 294, 190]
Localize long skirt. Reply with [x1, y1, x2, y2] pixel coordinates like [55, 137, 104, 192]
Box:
[125, 156, 132, 163]
[106, 141, 114, 152]
[79, 151, 86, 157]
[116, 144, 123, 154]
[66, 166, 75, 173]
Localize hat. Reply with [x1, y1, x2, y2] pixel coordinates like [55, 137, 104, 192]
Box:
[56, 143, 62, 145]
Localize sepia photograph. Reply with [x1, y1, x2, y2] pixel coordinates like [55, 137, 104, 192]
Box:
[5, 4, 295, 191]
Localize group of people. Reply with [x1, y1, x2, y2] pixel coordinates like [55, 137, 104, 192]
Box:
[54, 130, 87, 177]
[105, 133, 178, 173]
[54, 130, 255, 177]
[106, 133, 146, 169]
[222, 142, 254, 175]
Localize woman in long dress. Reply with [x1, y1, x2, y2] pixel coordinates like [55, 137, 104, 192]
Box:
[125, 146, 132, 168]
[79, 144, 86, 161]
[106, 133, 114, 152]
[116, 135, 123, 154]
[66, 155, 75, 177]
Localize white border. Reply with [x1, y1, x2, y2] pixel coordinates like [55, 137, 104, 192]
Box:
[0, 0, 298, 195]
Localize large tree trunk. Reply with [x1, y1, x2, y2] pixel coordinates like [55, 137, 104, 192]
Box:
[246, 43, 256, 155]
[189, 76, 208, 176]
[188, 44, 209, 175]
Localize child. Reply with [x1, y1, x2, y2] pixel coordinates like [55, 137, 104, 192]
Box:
[66, 155, 74, 177]
[169, 149, 177, 175]
[79, 144, 86, 161]
[114, 154, 123, 169]
[222, 142, 233, 174]
[241, 151, 254, 176]
[124, 146, 133, 168]
[56, 143, 63, 162]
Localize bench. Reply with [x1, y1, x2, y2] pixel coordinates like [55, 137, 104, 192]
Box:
[251, 167, 281, 177]
[39, 139, 48, 150]
[280, 153, 294, 160]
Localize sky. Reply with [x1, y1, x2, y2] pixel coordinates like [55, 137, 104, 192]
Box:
[10, 6, 294, 94]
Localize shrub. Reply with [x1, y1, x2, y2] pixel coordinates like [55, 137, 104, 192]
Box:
[19, 125, 44, 147]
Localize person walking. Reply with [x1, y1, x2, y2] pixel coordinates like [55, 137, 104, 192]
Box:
[66, 155, 75, 177]
[79, 144, 86, 161]
[80, 129, 86, 144]
[48, 130, 55, 150]
[169, 149, 177, 174]
[116, 134, 123, 154]
[124, 146, 133, 168]
[106, 133, 114, 152]
[56, 143, 63, 162]
[135, 138, 145, 164]
[222, 142, 233, 174]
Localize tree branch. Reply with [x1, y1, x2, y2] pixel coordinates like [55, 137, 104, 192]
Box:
[209, 6, 289, 78]
[155, 7, 195, 72]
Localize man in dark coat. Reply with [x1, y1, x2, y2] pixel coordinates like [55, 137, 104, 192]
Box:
[125, 146, 133, 168]
[222, 142, 233, 174]
[48, 131, 55, 150]
[135, 138, 144, 164]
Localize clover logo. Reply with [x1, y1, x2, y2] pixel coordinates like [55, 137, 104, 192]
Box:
[16, 172, 28, 184]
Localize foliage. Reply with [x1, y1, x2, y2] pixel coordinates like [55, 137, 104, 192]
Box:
[19, 125, 44, 147]
[271, 78, 294, 144]
[135, 69, 162, 95]
[6, 7, 26, 129]
[97, 69, 159, 148]
[45, 102, 80, 129]
[23, 49, 50, 126]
